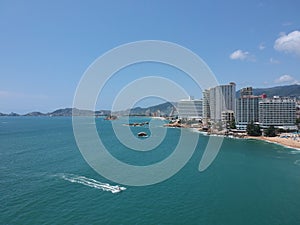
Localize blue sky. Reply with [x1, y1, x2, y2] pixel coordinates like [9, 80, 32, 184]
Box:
[0, 0, 299, 113]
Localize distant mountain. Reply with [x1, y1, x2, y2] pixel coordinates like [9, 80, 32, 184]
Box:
[49, 108, 90, 116]
[1, 84, 299, 117]
[236, 84, 300, 97]
[95, 110, 112, 116]
[24, 112, 46, 116]
[114, 102, 177, 116]
[0, 108, 111, 117]
[48, 108, 111, 117]
[0, 112, 20, 116]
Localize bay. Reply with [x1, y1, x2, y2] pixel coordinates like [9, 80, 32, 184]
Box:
[1, 117, 300, 225]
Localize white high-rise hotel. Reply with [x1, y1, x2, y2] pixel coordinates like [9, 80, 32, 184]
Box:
[259, 97, 296, 128]
[236, 87, 260, 130]
[177, 96, 203, 119]
[184, 83, 296, 129]
[203, 82, 236, 122]
[235, 87, 297, 130]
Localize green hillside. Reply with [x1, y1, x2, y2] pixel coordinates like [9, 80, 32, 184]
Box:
[237, 84, 300, 97]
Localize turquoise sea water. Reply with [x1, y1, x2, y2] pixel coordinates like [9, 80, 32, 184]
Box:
[1, 116, 300, 225]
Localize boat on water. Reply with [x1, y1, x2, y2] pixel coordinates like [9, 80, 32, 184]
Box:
[104, 115, 118, 120]
[137, 132, 148, 137]
[102, 184, 126, 193]
[124, 122, 149, 126]
[111, 186, 127, 193]
[113, 185, 126, 191]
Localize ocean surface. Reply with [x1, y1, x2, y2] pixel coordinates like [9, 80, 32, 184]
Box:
[1, 116, 300, 225]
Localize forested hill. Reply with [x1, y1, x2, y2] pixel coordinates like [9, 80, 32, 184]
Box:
[236, 84, 300, 97]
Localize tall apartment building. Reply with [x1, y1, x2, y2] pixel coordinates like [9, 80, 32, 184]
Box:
[236, 87, 260, 130]
[236, 96, 260, 130]
[221, 110, 235, 125]
[177, 97, 203, 119]
[203, 82, 236, 122]
[202, 89, 210, 123]
[259, 97, 296, 129]
[240, 87, 253, 97]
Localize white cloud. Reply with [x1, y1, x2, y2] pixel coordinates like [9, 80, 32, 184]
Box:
[230, 49, 249, 60]
[275, 74, 298, 84]
[269, 58, 280, 64]
[259, 43, 265, 50]
[274, 30, 300, 55]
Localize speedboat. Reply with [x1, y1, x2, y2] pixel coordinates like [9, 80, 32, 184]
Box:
[113, 185, 126, 191]
[109, 185, 126, 193]
[111, 189, 121, 194]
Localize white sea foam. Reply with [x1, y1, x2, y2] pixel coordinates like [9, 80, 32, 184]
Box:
[57, 173, 126, 194]
[294, 160, 300, 166]
[190, 128, 201, 133]
[288, 150, 300, 154]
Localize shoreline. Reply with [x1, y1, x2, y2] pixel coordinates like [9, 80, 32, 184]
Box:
[193, 127, 300, 151]
[244, 135, 300, 151]
[165, 121, 300, 151]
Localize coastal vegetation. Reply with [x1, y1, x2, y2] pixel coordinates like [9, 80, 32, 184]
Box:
[296, 118, 300, 126]
[264, 125, 276, 137]
[229, 119, 237, 129]
[246, 121, 262, 136]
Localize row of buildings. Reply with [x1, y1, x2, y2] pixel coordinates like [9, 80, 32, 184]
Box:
[177, 83, 298, 130]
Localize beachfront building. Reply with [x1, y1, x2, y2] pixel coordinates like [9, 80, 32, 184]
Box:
[205, 82, 236, 122]
[177, 97, 203, 119]
[236, 96, 260, 130]
[202, 89, 210, 124]
[259, 96, 296, 129]
[235, 87, 261, 130]
[221, 110, 235, 127]
[296, 100, 300, 119]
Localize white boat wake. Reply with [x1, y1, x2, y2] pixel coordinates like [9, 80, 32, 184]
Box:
[57, 173, 126, 194]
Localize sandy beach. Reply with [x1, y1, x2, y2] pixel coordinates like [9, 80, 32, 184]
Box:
[246, 134, 300, 150]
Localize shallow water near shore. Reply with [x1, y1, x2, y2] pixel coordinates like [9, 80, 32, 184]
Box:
[1, 116, 300, 225]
